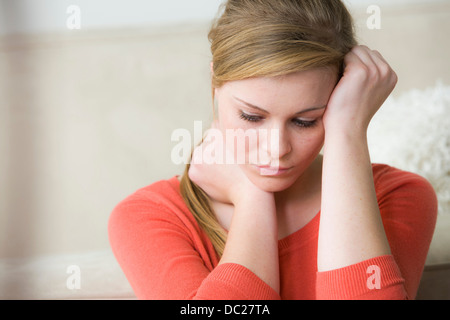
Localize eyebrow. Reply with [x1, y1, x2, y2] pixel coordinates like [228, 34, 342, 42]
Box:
[233, 96, 326, 115]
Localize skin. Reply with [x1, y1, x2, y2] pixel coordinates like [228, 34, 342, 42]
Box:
[188, 45, 398, 293]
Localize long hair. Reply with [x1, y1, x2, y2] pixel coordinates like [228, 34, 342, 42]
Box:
[180, 0, 357, 257]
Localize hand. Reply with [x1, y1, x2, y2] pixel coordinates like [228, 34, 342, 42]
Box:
[188, 121, 260, 205]
[323, 45, 398, 135]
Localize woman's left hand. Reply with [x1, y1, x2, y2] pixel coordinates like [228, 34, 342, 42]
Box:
[323, 45, 398, 135]
[318, 46, 396, 272]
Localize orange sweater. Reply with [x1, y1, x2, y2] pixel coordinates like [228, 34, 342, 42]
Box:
[108, 164, 437, 300]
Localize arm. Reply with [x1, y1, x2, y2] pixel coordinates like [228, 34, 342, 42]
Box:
[318, 129, 391, 271]
[318, 46, 398, 275]
[316, 166, 437, 299]
[317, 45, 435, 299]
[189, 125, 281, 295]
[110, 124, 281, 300]
[218, 187, 280, 294]
[108, 185, 280, 300]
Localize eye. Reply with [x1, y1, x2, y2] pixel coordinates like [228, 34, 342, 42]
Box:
[240, 110, 318, 128]
[239, 111, 263, 123]
[292, 118, 317, 128]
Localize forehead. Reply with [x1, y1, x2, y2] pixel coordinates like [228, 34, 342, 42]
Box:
[222, 68, 337, 111]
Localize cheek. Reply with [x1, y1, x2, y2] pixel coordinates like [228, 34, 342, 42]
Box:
[217, 108, 256, 151]
[290, 127, 325, 159]
[217, 106, 241, 134]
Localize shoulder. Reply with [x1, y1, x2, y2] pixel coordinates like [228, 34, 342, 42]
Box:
[372, 163, 437, 199]
[371, 163, 438, 226]
[112, 176, 183, 213]
[108, 176, 196, 235]
[371, 164, 438, 299]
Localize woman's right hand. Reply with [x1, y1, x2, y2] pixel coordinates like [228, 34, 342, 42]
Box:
[188, 121, 259, 206]
[189, 121, 280, 293]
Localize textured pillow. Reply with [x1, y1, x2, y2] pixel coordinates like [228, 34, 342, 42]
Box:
[368, 81, 450, 216]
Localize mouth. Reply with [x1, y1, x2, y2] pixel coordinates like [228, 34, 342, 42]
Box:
[253, 165, 293, 177]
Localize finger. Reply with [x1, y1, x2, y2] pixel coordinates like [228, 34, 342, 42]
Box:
[351, 46, 395, 82]
[369, 49, 391, 68]
[350, 45, 378, 70]
[342, 50, 362, 73]
[370, 49, 386, 62]
[358, 46, 392, 71]
[369, 49, 397, 83]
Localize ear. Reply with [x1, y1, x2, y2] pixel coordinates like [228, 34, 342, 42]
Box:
[210, 62, 220, 121]
[212, 88, 219, 121]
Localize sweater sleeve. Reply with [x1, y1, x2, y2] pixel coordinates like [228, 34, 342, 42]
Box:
[316, 165, 438, 300]
[195, 263, 281, 300]
[108, 183, 280, 300]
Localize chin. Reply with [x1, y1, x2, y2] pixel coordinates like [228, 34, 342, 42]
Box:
[246, 173, 298, 193]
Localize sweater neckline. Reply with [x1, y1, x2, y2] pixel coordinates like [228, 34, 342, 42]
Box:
[277, 211, 320, 251]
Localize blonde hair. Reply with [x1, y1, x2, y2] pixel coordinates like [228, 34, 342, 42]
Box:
[180, 0, 357, 257]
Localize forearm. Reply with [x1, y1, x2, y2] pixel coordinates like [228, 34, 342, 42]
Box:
[318, 129, 391, 272]
[218, 190, 280, 293]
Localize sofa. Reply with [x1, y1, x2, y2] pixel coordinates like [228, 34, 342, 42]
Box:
[0, 2, 448, 299]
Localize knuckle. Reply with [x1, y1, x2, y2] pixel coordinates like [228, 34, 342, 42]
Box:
[390, 70, 399, 85]
[377, 68, 390, 81]
[380, 65, 397, 84]
[353, 44, 368, 53]
[358, 65, 377, 82]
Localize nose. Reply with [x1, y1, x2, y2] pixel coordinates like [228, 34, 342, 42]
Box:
[259, 125, 292, 164]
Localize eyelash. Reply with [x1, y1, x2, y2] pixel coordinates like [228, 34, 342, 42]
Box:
[239, 112, 318, 128]
[239, 112, 261, 123]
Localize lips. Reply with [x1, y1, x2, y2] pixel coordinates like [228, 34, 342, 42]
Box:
[254, 165, 292, 176]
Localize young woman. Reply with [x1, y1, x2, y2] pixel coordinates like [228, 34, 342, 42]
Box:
[109, 0, 437, 300]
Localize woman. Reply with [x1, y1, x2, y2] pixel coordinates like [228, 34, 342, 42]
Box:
[109, 0, 437, 300]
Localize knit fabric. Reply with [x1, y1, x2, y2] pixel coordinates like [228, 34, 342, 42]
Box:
[108, 164, 437, 300]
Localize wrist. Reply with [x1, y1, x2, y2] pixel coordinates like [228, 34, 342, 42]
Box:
[323, 108, 371, 140]
[232, 182, 275, 208]
[323, 127, 371, 162]
[324, 123, 368, 143]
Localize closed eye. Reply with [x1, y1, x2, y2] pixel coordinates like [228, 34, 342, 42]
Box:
[292, 118, 318, 128]
[239, 111, 318, 129]
[239, 111, 262, 123]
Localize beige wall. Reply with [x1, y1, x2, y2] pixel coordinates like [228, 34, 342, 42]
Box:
[352, 3, 450, 94]
[1, 2, 449, 259]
